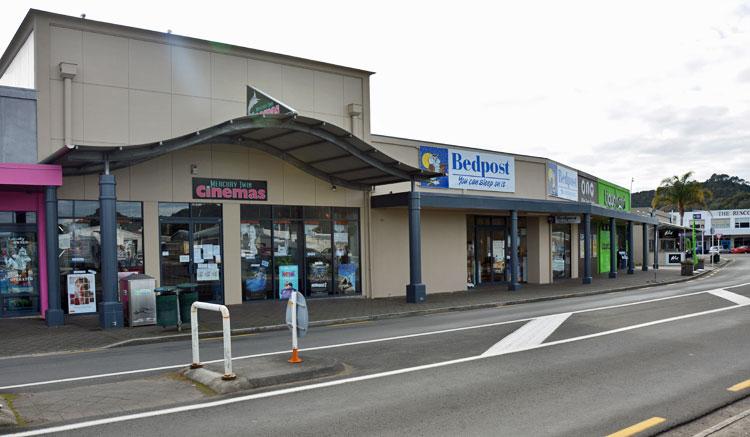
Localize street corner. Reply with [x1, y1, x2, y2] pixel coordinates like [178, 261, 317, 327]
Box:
[181, 354, 346, 395]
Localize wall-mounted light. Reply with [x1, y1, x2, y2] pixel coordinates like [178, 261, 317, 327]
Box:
[190, 164, 199, 175]
[330, 185, 337, 192]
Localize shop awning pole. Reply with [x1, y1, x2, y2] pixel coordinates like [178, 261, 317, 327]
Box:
[98, 156, 124, 328]
[642, 224, 649, 272]
[406, 178, 426, 303]
[609, 217, 617, 279]
[44, 186, 64, 326]
[583, 213, 592, 284]
[627, 221, 635, 274]
[508, 210, 520, 291]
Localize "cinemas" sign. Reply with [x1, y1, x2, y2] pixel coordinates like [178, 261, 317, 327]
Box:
[192, 178, 268, 201]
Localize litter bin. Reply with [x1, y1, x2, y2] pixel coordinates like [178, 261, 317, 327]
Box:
[154, 286, 178, 328]
[177, 283, 199, 324]
[713, 253, 720, 263]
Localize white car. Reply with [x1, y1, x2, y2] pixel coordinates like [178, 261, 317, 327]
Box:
[708, 246, 720, 254]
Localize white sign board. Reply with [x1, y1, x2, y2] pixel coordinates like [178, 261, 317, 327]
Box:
[67, 273, 97, 314]
[419, 146, 515, 193]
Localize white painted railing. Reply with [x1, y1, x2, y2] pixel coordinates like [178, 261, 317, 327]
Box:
[190, 302, 236, 380]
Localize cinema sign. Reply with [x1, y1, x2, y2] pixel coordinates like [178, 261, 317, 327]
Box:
[192, 178, 268, 201]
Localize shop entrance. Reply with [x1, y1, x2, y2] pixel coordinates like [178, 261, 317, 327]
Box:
[159, 203, 223, 304]
[467, 215, 527, 287]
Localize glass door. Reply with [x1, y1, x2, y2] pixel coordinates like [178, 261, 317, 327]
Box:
[551, 224, 572, 279]
[160, 222, 191, 286]
[305, 220, 332, 297]
[193, 222, 223, 303]
[0, 228, 39, 317]
[273, 220, 301, 298]
[476, 226, 506, 285]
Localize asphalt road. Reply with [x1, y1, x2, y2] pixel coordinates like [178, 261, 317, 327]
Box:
[2, 257, 749, 436]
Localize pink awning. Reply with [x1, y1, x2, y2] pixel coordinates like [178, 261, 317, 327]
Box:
[0, 163, 62, 187]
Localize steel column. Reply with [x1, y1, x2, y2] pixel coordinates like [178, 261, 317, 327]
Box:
[98, 172, 124, 328]
[627, 221, 635, 274]
[642, 224, 649, 271]
[609, 217, 617, 278]
[406, 179, 426, 303]
[44, 186, 64, 326]
[508, 210, 521, 291]
[653, 224, 660, 269]
[583, 213, 592, 284]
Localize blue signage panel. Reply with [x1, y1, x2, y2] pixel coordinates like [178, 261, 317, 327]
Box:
[419, 146, 515, 193]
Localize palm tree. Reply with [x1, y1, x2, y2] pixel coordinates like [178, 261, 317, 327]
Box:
[652, 171, 712, 226]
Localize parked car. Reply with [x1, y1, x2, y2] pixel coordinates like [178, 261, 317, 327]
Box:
[730, 246, 750, 254]
[708, 246, 720, 254]
[720, 247, 731, 254]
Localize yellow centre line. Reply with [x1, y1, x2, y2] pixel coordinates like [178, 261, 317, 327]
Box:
[728, 379, 750, 392]
[606, 417, 666, 437]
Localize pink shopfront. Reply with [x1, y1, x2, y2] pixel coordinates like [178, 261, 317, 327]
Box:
[0, 163, 62, 318]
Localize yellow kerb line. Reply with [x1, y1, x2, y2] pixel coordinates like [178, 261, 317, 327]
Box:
[606, 417, 666, 437]
[728, 379, 750, 392]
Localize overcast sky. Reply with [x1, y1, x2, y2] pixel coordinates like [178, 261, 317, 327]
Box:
[2, 0, 749, 192]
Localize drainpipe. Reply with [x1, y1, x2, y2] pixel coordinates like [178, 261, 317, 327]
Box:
[347, 104, 362, 136]
[59, 63, 78, 147]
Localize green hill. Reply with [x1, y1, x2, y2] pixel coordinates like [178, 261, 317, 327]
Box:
[631, 174, 750, 210]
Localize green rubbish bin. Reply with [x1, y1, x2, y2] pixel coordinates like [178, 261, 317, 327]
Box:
[177, 283, 199, 324]
[154, 286, 178, 328]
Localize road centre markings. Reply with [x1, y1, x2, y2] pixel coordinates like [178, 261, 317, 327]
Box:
[5, 297, 748, 436]
[708, 289, 750, 306]
[2, 282, 749, 391]
[605, 417, 666, 437]
[482, 312, 571, 356]
[727, 379, 750, 392]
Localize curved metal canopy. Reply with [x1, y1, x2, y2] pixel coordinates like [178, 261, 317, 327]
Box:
[45, 114, 440, 190]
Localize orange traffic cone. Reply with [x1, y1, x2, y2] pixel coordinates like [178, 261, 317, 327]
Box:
[288, 347, 303, 364]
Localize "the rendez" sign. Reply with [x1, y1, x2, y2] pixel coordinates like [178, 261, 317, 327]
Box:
[192, 178, 267, 201]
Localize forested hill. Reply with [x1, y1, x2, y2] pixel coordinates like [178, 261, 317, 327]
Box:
[631, 174, 750, 209]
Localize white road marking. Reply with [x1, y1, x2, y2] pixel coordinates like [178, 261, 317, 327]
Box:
[708, 289, 750, 306]
[6, 300, 749, 437]
[482, 313, 571, 356]
[3, 283, 749, 391]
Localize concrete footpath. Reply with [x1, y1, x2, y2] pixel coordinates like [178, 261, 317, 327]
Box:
[0, 261, 727, 358]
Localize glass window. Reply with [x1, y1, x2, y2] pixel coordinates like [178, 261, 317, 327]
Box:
[0, 212, 14, 223]
[303, 206, 331, 220]
[551, 224, 571, 280]
[273, 220, 300, 296]
[240, 205, 272, 220]
[735, 218, 750, 228]
[159, 203, 190, 218]
[333, 207, 358, 221]
[58, 200, 144, 312]
[273, 206, 301, 220]
[191, 203, 221, 218]
[0, 230, 39, 316]
[712, 218, 730, 229]
[334, 219, 359, 295]
[305, 220, 332, 296]
[240, 219, 273, 300]
[0, 212, 35, 224]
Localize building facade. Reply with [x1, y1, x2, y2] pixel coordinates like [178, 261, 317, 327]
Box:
[0, 10, 658, 326]
[673, 209, 750, 251]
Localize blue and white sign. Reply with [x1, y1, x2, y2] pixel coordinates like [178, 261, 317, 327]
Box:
[419, 146, 515, 193]
[547, 162, 578, 201]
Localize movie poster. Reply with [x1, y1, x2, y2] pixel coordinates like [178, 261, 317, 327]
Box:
[278, 265, 299, 300]
[67, 273, 96, 314]
[337, 264, 357, 294]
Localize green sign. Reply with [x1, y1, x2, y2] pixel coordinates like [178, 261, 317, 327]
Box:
[597, 179, 630, 211]
[599, 228, 610, 273]
[246, 86, 296, 116]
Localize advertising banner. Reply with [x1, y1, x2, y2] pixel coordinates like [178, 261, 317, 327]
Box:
[278, 265, 299, 300]
[419, 146, 515, 193]
[337, 263, 357, 293]
[246, 86, 296, 116]
[67, 273, 96, 314]
[547, 163, 578, 201]
[192, 177, 267, 201]
[597, 179, 631, 211]
[578, 175, 598, 204]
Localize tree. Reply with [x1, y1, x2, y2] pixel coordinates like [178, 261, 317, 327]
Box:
[651, 171, 712, 225]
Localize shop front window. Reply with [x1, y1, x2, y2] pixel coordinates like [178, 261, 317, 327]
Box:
[240, 205, 360, 300]
[58, 200, 144, 313]
[0, 214, 39, 316]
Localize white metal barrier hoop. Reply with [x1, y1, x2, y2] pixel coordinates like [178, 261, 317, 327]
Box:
[191, 301, 235, 380]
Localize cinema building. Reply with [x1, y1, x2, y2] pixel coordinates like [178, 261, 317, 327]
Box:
[0, 10, 659, 326]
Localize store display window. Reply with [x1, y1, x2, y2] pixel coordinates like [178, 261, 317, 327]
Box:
[0, 211, 39, 316]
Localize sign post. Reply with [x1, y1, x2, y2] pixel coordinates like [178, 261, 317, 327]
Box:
[285, 291, 308, 364]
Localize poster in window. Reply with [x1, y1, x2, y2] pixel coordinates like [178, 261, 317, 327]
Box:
[337, 264, 357, 293]
[309, 261, 330, 291]
[279, 265, 299, 300]
[67, 273, 96, 314]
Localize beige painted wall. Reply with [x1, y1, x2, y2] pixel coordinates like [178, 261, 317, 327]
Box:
[31, 13, 369, 162]
[527, 217, 551, 284]
[571, 223, 579, 279]
[369, 208, 467, 298]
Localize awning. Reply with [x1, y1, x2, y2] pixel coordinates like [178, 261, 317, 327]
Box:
[43, 114, 439, 191]
[371, 192, 660, 224]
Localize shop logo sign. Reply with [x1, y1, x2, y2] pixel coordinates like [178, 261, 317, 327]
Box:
[193, 178, 268, 201]
[668, 254, 681, 264]
[246, 86, 296, 116]
[578, 176, 597, 203]
[419, 146, 515, 193]
[597, 179, 630, 211]
[547, 162, 579, 201]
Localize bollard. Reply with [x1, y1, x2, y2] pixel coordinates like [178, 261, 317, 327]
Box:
[190, 301, 236, 380]
[288, 291, 302, 364]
